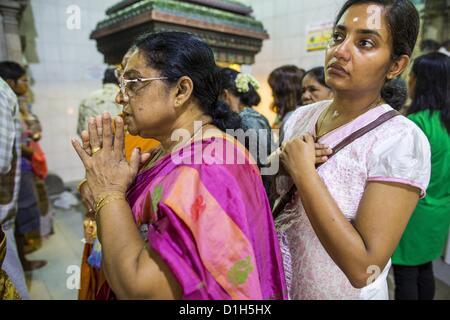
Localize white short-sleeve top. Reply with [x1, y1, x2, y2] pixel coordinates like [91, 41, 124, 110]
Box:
[277, 100, 431, 300]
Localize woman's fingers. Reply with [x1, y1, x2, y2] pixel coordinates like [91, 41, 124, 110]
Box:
[303, 133, 315, 144]
[315, 156, 329, 164]
[88, 117, 101, 151]
[113, 116, 125, 157]
[140, 152, 151, 165]
[96, 115, 104, 146]
[81, 130, 92, 156]
[315, 147, 333, 157]
[102, 113, 113, 151]
[130, 148, 141, 177]
[71, 138, 90, 167]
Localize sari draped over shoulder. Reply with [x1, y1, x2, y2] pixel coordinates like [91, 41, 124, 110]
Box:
[97, 136, 287, 300]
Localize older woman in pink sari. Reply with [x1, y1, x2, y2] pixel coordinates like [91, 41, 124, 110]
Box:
[72, 32, 286, 300]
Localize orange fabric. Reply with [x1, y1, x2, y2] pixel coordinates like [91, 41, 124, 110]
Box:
[78, 243, 106, 300]
[124, 133, 160, 162]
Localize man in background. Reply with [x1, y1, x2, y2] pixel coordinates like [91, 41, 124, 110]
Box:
[77, 68, 123, 137]
[0, 75, 28, 299]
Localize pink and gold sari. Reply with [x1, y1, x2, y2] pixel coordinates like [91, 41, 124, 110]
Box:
[97, 136, 287, 300]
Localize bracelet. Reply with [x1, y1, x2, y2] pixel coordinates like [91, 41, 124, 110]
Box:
[94, 192, 126, 217]
[76, 179, 88, 193]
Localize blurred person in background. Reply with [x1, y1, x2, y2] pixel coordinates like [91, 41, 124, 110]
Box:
[380, 77, 408, 112]
[218, 67, 273, 202]
[77, 67, 123, 137]
[268, 65, 305, 134]
[301, 67, 334, 107]
[0, 70, 28, 299]
[420, 39, 441, 55]
[0, 61, 47, 272]
[392, 52, 450, 300]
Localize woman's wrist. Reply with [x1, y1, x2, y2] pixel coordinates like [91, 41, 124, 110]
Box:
[290, 163, 317, 187]
[94, 191, 127, 217]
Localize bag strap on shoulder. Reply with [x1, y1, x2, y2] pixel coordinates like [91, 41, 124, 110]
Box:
[272, 109, 401, 218]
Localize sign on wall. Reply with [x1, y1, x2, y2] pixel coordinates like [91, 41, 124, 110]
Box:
[306, 22, 334, 52]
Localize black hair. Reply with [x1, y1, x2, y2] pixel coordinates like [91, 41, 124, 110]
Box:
[268, 65, 305, 118]
[0, 61, 26, 82]
[420, 39, 441, 53]
[303, 67, 330, 89]
[380, 77, 407, 110]
[103, 67, 119, 85]
[335, 0, 420, 61]
[218, 68, 261, 108]
[407, 52, 450, 134]
[134, 32, 241, 131]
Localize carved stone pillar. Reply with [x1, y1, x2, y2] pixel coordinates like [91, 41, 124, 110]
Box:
[0, 0, 23, 62]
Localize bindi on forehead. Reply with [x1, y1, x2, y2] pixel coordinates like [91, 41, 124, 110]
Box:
[341, 3, 384, 30]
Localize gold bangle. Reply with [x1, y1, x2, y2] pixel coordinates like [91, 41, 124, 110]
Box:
[95, 195, 126, 217]
[76, 179, 88, 193]
[94, 192, 126, 217]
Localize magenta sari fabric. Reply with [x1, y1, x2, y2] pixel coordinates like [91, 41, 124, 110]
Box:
[97, 136, 287, 300]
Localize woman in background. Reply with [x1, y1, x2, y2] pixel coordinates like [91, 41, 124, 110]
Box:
[268, 65, 305, 134]
[218, 68, 273, 198]
[392, 52, 450, 300]
[301, 67, 334, 107]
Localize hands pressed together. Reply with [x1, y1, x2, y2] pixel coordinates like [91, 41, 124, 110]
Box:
[74, 115, 331, 213]
[71, 113, 150, 210]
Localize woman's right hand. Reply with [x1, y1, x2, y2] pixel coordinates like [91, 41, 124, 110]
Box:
[314, 142, 333, 164]
[268, 141, 332, 169]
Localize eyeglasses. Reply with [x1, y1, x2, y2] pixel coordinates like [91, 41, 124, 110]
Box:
[118, 76, 168, 98]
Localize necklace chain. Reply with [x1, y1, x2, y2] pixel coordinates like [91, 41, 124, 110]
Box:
[316, 96, 384, 140]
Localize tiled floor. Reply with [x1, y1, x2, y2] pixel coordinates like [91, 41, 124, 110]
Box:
[26, 204, 84, 300]
[24, 192, 450, 300]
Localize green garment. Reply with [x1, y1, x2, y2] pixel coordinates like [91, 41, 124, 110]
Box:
[392, 110, 450, 266]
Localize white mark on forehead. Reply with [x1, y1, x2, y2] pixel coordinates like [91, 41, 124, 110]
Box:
[353, 17, 359, 23]
[367, 5, 382, 29]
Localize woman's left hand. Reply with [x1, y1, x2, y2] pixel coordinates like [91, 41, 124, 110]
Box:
[71, 113, 141, 202]
[279, 133, 318, 181]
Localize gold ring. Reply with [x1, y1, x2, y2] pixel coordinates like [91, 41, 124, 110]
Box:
[91, 147, 101, 155]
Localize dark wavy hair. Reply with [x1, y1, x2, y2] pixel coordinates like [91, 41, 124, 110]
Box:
[407, 52, 450, 134]
[134, 32, 241, 131]
[218, 67, 261, 108]
[268, 65, 305, 118]
[335, 0, 420, 61]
